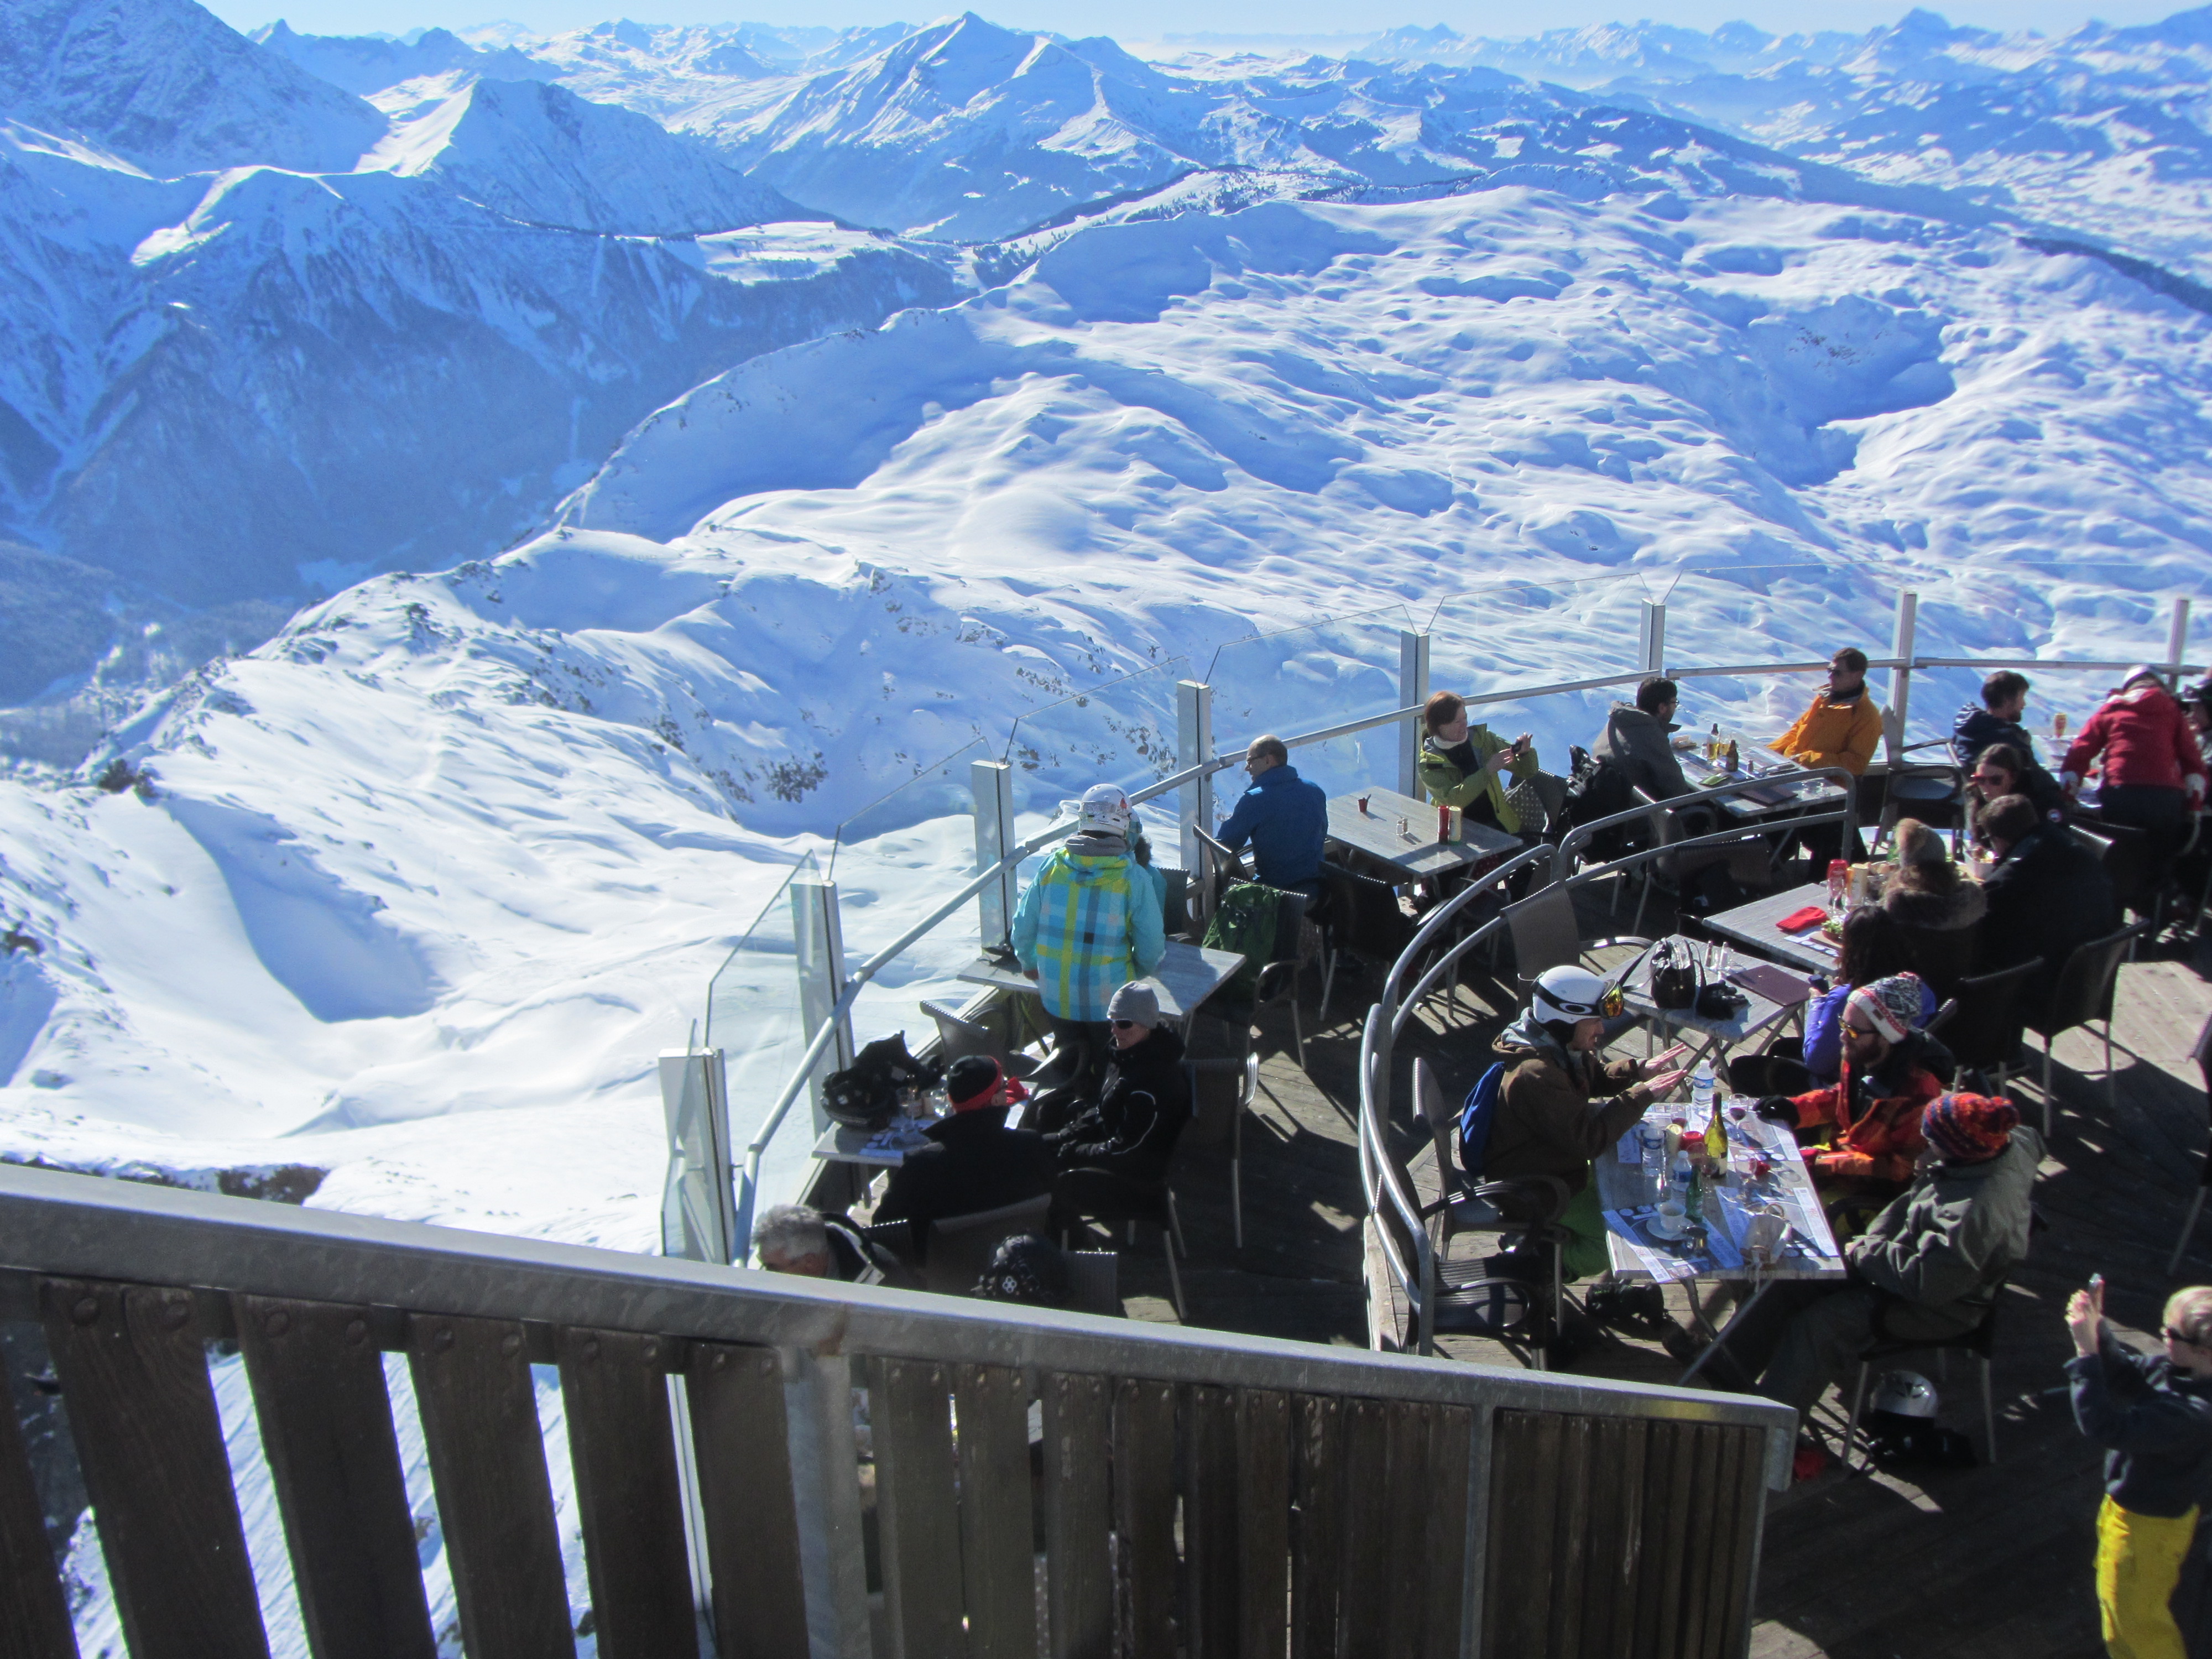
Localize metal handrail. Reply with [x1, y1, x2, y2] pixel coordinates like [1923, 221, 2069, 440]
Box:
[743, 632, 2202, 1255]
[1548, 765, 1860, 883]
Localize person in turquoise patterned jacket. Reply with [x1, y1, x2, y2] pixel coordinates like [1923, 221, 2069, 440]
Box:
[1013, 784, 1167, 1025]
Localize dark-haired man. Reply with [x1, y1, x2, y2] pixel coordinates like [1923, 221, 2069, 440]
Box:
[1953, 670, 2044, 771]
[1595, 676, 1694, 801]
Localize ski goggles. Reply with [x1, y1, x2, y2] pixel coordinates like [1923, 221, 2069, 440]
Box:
[1551, 983, 1626, 1019]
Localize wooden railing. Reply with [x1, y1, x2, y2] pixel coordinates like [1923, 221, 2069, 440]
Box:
[0, 1162, 1789, 1659]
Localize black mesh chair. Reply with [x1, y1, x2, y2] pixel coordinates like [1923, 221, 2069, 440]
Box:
[2024, 920, 2151, 1136]
[1844, 1280, 2006, 1470]
[1318, 862, 1419, 1025]
[1927, 957, 2042, 1092]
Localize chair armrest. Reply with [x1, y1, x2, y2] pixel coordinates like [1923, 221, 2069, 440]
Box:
[1469, 1174, 1571, 1223]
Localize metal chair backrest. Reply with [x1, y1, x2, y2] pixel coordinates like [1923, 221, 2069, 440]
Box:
[2194, 1010, 2212, 1099]
[1936, 956, 2041, 1071]
[923, 1193, 1055, 1296]
[920, 1000, 1034, 1081]
[1062, 1249, 1120, 1317]
[2047, 921, 2150, 1033]
[1323, 863, 1418, 963]
[1504, 886, 1581, 988]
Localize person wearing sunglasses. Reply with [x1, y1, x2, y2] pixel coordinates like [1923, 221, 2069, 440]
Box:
[1963, 742, 2065, 858]
[1753, 973, 1950, 1234]
[2067, 1277, 2212, 1659]
[1483, 966, 1687, 1286]
[1048, 982, 1191, 1229]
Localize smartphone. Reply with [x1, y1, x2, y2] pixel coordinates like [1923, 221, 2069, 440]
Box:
[2090, 1273, 2105, 1297]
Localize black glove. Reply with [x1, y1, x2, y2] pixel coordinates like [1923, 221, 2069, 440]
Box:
[1754, 1094, 1798, 1123]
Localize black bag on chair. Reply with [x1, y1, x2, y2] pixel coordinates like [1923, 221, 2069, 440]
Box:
[822, 1034, 940, 1132]
[1648, 940, 1700, 1011]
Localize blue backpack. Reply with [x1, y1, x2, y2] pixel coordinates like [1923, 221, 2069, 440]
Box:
[1457, 1062, 1507, 1186]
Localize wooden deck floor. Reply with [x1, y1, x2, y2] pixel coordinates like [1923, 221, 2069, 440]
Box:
[1138, 883, 2212, 1659]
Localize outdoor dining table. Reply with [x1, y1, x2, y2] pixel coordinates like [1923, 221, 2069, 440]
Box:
[1683, 733, 1850, 823]
[956, 938, 1247, 1025]
[1700, 883, 1841, 976]
[1593, 1096, 1848, 1381]
[1617, 932, 1804, 1074]
[1325, 787, 1520, 881]
[813, 1088, 1032, 1168]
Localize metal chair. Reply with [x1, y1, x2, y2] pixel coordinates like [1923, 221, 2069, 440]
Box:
[1318, 862, 1419, 1025]
[1502, 885, 1651, 1000]
[2167, 1011, 2212, 1272]
[1844, 1283, 2005, 1470]
[1410, 1057, 1570, 1302]
[1625, 786, 1778, 934]
[1192, 826, 1251, 921]
[1872, 754, 1966, 858]
[2023, 920, 2152, 1136]
[1927, 957, 2042, 1092]
[920, 1000, 1041, 1081]
[1249, 886, 1320, 1070]
[922, 1193, 1054, 1296]
[1373, 1074, 1560, 1367]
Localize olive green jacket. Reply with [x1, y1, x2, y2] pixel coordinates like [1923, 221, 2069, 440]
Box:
[1418, 725, 1540, 833]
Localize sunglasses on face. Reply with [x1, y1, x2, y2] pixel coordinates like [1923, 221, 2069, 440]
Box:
[1843, 1022, 1877, 1039]
[2168, 1327, 2205, 1347]
[1112, 1019, 1141, 1030]
[1973, 770, 2005, 784]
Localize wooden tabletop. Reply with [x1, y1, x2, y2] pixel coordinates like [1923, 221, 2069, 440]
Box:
[958, 938, 1247, 1024]
[1326, 787, 1519, 879]
[1593, 1102, 1846, 1285]
[1700, 884, 1840, 975]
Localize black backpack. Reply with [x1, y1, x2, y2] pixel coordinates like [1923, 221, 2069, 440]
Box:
[821, 1034, 941, 1132]
[1561, 748, 1637, 857]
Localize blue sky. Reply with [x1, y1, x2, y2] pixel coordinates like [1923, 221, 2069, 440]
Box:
[200, 1, 2192, 44]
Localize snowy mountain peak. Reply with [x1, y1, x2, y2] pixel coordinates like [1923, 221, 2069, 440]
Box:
[0, 0, 386, 176]
[359, 74, 819, 233]
[252, 18, 556, 97]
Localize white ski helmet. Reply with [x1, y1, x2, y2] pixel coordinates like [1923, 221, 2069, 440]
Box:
[1529, 966, 1621, 1030]
[1871, 1369, 1939, 1419]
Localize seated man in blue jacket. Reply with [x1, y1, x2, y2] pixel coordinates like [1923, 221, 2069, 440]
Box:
[1217, 734, 1327, 900]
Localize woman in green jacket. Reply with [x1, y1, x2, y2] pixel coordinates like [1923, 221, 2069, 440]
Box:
[1418, 690, 1543, 834]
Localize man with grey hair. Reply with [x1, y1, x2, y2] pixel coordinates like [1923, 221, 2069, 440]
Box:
[753, 1203, 893, 1284]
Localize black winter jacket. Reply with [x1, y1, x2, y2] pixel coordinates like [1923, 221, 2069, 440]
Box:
[1980, 824, 2120, 1016]
[1052, 1027, 1190, 1186]
[2069, 1329, 2212, 1518]
[874, 1109, 1054, 1260]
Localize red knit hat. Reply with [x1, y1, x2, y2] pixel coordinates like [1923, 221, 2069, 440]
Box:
[1922, 1093, 2020, 1164]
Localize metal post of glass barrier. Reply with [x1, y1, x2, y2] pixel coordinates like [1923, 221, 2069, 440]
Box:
[970, 758, 1017, 952]
[1178, 678, 1214, 913]
[1638, 599, 1666, 675]
[1397, 629, 1430, 797]
[790, 873, 852, 1137]
[1888, 589, 1919, 764]
[2169, 596, 2194, 684]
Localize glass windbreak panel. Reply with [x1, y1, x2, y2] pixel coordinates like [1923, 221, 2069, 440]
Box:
[1427, 576, 1646, 770]
[1003, 656, 1192, 841]
[703, 852, 818, 1213]
[1203, 607, 1413, 806]
[1658, 566, 1892, 752]
[826, 738, 997, 1052]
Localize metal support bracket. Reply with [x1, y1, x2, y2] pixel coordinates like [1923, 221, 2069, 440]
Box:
[1398, 630, 1432, 797]
[969, 759, 1018, 953]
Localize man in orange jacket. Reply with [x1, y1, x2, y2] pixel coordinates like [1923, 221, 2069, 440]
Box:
[1775, 647, 1885, 777]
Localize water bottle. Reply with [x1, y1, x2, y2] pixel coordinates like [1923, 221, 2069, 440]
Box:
[1640, 1123, 1665, 1199]
[1669, 1142, 1694, 1209]
[1691, 1059, 1714, 1120]
[1826, 857, 1851, 916]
